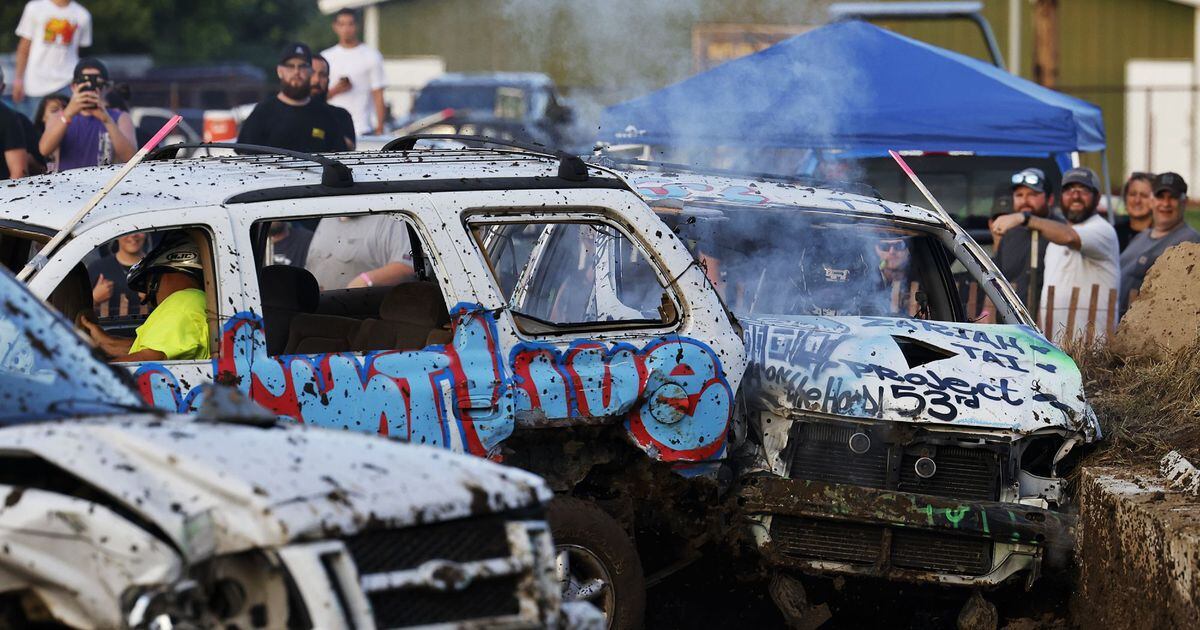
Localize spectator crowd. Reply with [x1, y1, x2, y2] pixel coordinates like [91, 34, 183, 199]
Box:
[991, 166, 1199, 344]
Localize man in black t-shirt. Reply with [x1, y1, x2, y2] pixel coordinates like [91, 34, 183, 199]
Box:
[237, 43, 345, 153]
[312, 54, 355, 150]
[0, 67, 29, 180]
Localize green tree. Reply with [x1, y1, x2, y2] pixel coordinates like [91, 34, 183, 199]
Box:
[1, 0, 330, 70]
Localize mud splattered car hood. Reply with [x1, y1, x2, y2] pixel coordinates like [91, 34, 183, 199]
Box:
[0, 416, 550, 561]
[741, 315, 1099, 439]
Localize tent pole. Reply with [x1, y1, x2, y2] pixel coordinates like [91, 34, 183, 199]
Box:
[1101, 149, 1114, 225]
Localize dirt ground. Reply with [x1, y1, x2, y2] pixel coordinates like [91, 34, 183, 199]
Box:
[644, 549, 1074, 629]
[1112, 241, 1200, 356]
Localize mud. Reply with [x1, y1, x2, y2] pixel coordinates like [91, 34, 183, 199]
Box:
[1071, 466, 1200, 629]
[1114, 241, 1200, 356]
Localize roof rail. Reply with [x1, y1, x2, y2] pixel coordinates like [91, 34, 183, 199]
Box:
[383, 133, 588, 182]
[148, 142, 354, 188]
[591, 155, 883, 199]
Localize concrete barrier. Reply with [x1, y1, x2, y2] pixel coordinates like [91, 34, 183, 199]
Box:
[1072, 466, 1200, 628]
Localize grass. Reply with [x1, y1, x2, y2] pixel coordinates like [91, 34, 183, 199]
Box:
[1065, 338, 1200, 467]
[1187, 208, 1200, 232]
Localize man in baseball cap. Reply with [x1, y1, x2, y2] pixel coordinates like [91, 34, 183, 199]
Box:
[236, 42, 343, 153]
[992, 167, 1059, 312]
[1119, 172, 1200, 317]
[279, 42, 312, 67]
[993, 166, 1120, 344]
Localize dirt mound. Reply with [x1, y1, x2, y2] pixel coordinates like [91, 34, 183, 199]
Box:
[1114, 241, 1200, 356]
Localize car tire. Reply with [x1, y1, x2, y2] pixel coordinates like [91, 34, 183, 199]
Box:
[548, 496, 646, 630]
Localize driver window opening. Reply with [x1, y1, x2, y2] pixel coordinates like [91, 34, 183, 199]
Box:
[48, 227, 218, 363]
[470, 217, 679, 334]
[250, 214, 451, 357]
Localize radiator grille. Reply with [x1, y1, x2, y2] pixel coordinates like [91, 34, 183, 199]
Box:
[790, 423, 888, 488]
[343, 516, 510, 575]
[771, 516, 881, 565]
[367, 576, 521, 627]
[892, 529, 993, 575]
[770, 518, 994, 577]
[780, 421, 1006, 578]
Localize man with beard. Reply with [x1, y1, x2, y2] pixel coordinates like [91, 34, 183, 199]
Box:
[992, 167, 1119, 343]
[311, 54, 355, 150]
[992, 168, 1060, 313]
[236, 43, 344, 153]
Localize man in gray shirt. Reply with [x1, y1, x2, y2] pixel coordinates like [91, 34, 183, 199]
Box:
[305, 214, 414, 290]
[1119, 171, 1200, 317]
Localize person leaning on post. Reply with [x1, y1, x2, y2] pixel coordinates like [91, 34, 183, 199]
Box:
[992, 167, 1120, 344]
[992, 167, 1061, 314]
[1118, 172, 1200, 318]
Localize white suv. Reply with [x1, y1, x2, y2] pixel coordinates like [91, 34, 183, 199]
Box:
[0, 141, 747, 628]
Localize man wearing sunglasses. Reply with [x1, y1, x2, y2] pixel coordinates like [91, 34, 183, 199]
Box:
[237, 43, 345, 153]
[37, 57, 135, 171]
[992, 167, 1060, 313]
[993, 166, 1119, 343]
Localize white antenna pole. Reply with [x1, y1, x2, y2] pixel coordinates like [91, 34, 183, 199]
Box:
[888, 150, 1033, 325]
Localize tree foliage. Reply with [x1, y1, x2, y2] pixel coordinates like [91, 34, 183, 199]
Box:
[1, 0, 334, 68]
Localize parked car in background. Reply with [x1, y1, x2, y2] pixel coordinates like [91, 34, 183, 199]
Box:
[0, 264, 586, 629]
[399, 73, 580, 149]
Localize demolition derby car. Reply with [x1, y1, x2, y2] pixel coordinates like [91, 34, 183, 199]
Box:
[0, 264, 589, 629]
[613, 162, 1100, 604]
[0, 140, 747, 628]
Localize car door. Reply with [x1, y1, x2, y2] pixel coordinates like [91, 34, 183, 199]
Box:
[223, 193, 515, 457]
[28, 207, 238, 413]
[432, 188, 747, 465]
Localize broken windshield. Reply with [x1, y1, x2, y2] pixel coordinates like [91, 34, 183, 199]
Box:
[0, 267, 145, 424]
[657, 205, 965, 322]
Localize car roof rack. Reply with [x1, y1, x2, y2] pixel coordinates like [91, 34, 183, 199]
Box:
[148, 142, 354, 188]
[590, 155, 883, 199]
[383, 133, 588, 182]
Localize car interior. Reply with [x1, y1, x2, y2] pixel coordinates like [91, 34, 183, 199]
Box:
[253, 218, 453, 357]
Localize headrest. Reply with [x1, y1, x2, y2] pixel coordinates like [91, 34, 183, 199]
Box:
[259, 265, 319, 313]
[379, 282, 449, 325]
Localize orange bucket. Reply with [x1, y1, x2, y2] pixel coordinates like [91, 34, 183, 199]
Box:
[203, 110, 238, 142]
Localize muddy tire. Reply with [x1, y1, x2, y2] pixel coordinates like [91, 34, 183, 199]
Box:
[548, 497, 645, 630]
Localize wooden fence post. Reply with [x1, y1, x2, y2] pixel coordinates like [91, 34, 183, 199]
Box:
[1084, 284, 1100, 344]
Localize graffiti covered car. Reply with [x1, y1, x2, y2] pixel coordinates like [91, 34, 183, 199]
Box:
[616, 166, 1100, 608]
[0, 263, 583, 629]
[0, 145, 746, 628]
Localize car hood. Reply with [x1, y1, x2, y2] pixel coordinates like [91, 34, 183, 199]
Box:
[740, 315, 1099, 439]
[0, 416, 550, 561]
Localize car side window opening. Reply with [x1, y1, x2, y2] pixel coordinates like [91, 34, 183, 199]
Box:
[48, 227, 219, 363]
[471, 218, 677, 333]
[251, 214, 451, 357]
[658, 206, 964, 322]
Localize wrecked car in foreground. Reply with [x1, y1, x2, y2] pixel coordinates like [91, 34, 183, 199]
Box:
[616, 166, 1100, 613]
[0, 265, 585, 629]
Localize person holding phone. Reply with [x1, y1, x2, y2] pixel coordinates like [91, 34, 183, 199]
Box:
[37, 57, 136, 171]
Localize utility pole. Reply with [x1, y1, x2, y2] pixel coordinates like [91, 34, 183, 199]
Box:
[1032, 0, 1059, 88]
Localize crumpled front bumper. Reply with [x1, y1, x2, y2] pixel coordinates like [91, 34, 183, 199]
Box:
[738, 476, 1074, 586]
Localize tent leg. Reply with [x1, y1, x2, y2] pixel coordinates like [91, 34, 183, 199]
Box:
[1101, 149, 1115, 225]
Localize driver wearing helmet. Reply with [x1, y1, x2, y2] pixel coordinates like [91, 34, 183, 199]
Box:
[80, 231, 210, 362]
[788, 238, 890, 316]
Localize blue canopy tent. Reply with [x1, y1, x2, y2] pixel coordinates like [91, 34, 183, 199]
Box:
[598, 20, 1110, 213]
[600, 20, 1103, 154]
